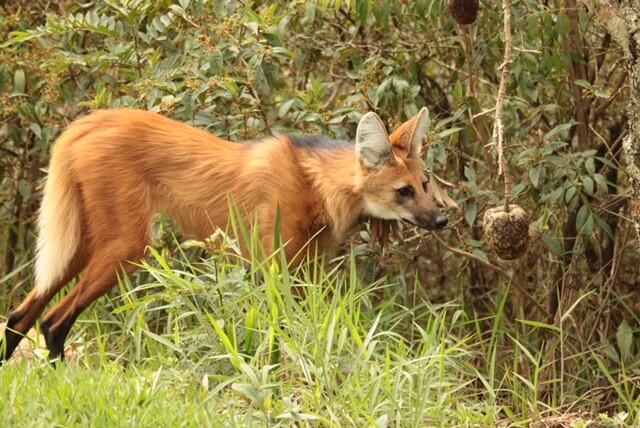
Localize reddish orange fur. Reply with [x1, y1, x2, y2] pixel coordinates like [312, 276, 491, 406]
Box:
[1, 107, 449, 362]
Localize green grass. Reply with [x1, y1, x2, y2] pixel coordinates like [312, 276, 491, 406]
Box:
[1, 239, 639, 427]
[2, 363, 216, 427]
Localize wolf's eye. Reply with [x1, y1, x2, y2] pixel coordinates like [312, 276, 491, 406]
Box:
[396, 185, 415, 198]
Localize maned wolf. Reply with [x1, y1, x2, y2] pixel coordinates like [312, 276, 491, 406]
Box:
[1, 107, 451, 362]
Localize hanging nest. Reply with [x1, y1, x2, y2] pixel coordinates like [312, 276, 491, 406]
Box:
[447, 0, 480, 25]
[482, 204, 530, 260]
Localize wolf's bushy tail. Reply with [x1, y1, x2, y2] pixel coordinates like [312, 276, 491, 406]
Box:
[34, 133, 82, 296]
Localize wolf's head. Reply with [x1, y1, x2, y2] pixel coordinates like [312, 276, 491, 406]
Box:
[356, 108, 454, 231]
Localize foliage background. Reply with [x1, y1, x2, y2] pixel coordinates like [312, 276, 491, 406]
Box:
[0, 0, 638, 426]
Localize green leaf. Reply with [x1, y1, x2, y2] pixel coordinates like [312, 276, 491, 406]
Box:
[304, 1, 317, 24]
[453, 80, 464, 99]
[461, 165, 477, 194]
[529, 165, 542, 188]
[464, 166, 476, 183]
[391, 77, 409, 94]
[577, 149, 598, 158]
[582, 213, 594, 237]
[510, 182, 526, 199]
[464, 201, 477, 227]
[581, 176, 594, 196]
[141, 329, 181, 352]
[208, 315, 242, 369]
[564, 186, 577, 204]
[223, 79, 239, 96]
[244, 22, 259, 35]
[232, 383, 265, 408]
[593, 213, 614, 240]
[18, 179, 31, 200]
[278, 99, 296, 118]
[542, 233, 563, 256]
[540, 187, 563, 204]
[243, 308, 258, 355]
[585, 157, 596, 175]
[574, 79, 591, 90]
[438, 127, 462, 138]
[576, 204, 589, 232]
[593, 173, 608, 192]
[12, 69, 26, 95]
[516, 318, 561, 333]
[373, 78, 392, 106]
[616, 320, 633, 363]
[544, 122, 576, 141]
[356, 0, 369, 23]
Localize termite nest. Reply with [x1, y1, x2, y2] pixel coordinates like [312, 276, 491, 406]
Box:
[482, 204, 530, 260]
[447, 0, 480, 25]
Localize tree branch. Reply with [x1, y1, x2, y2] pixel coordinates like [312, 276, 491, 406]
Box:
[491, 0, 514, 211]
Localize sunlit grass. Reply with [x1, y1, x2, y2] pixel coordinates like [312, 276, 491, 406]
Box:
[1, 230, 639, 426]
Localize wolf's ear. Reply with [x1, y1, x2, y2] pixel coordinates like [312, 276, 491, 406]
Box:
[355, 112, 393, 169]
[389, 107, 430, 159]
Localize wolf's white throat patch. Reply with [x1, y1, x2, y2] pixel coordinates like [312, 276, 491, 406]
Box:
[363, 197, 402, 220]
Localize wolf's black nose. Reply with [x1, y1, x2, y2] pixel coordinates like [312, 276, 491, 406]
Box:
[435, 215, 448, 229]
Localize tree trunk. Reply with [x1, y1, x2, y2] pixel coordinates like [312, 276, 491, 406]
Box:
[591, 1, 640, 249]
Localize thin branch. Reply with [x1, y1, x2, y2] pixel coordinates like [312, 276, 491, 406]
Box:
[0, 145, 20, 159]
[592, 69, 627, 120]
[432, 232, 506, 275]
[247, 84, 272, 134]
[491, 0, 514, 211]
[432, 232, 548, 317]
[473, 107, 496, 120]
